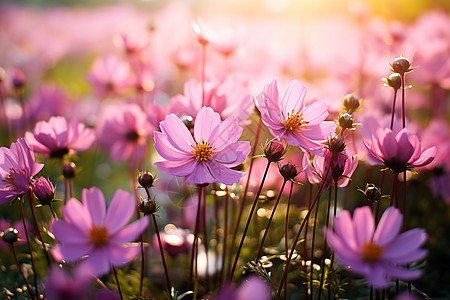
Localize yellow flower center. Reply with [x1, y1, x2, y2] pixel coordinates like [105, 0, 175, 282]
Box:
[284, 109, 308, 132]
[361, 241, 384, 263]
[88, 226, 109, 247]
[191, 140, 216, 161]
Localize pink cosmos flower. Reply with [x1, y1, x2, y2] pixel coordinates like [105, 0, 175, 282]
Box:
[255, 79, 336, 155]
[324, 206, 427, 288]
[25, 116, 95, 159]
[44, 267, 90, 300]
[303, 147, 358, 189]
[96, 103, 153, 166]
[51, 187, 149, 276]
[213, 275, 271, 300]
[0, 138, 44, 204]
[154, 106, 251, 185]
[87, 54, 133, 98]
[365, 128, 436, 173]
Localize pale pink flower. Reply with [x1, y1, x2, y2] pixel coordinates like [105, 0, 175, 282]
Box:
[324, 206, 427, 288]
[51, 187, 149, 276]
[255, 79, 336, 155]
[25, 116, 95, 159]
[154, 106, 251, 185]
[87, 54, 133, 98]
[0, 138, 44, 204]
[96, 103, 153, 165]
[365, 128, 436, 173]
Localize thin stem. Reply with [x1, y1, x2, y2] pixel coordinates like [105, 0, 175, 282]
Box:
[284, 181, 294, 300]
[201, 185, 210, 292]
[375, 171, 386, 221]
[219, 187, 229, 286]
[112, 266, 124, 300]
[152, 214, 172, 298]
[277, 180, 326, 297]
[390, 173, 399, 207]
[19, 197, 39, 297]
[12, 243, 35, 300]
[303, 184, 313, 298]
[390, 89, 398, 130]
[190, 185, 203, 290]
[229, 161, 271, 279]
[255, 180, 287, 262]
[213, 184, 220, 286]
[401, 74, 406, 128]
[369, 287, 374, 300]
[27, 189, 51, 267]
[318, 187, 333, 300]
[309, 191, 321, 300]
[227, 115, 262, 276]
[49, 203, 57, 219]
[201, 44, 207, 107]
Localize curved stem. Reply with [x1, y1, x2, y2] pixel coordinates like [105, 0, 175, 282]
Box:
[152, 214, 172, 298]
[227, 115, 262, 276]
[49, 204, 57, 220]
[19, 197, 39, 297]
[255, 180, 287, 262]
[229, 161, 271, 279]
[112, 266, 123, 300]
[12, 243, 35, 300]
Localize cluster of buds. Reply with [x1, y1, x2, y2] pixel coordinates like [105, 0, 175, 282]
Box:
[138, 170, 158, 215]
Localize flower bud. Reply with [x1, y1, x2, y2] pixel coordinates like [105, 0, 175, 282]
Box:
[62, 162, 76, 179]
[139, 199, 157, 215]
[338, 113, 355, 130]
[33, 177, 55, 206]
[385, 73, 402, 91]
[279, 162, 299, 181]
[138, 170, 154, 188]
[390, 56, 412, 75]
[263, 138, 286, 163]
[12, 69, 26, 90]
[327, 137, 347, 154]
[2, 228, 19, 244]
[342, 94, 360, 114]
[361, 183, 382, 203]
[180, 115, 194, 130]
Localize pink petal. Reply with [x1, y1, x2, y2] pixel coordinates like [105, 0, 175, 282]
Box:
[213, 141, 250, 167]
[110, 217, 149, 244]
[282, 80, 307, 116]
[383, 264, 423, 281]
[366, 264, 390, 288]
[373, 206, 402, 246]
[51, 220, 89, 244]
[62, 198, 92, 232]
[54, 242, 94, 262]
[353, 206, 375, 248]
[154, 132, 192, 161]
[301, 101, 328, 125]
[208, 160, 245, 185]
[209, 116, 242, 151]
[79, 249, 111, 276]
[104, 244, 141, 267]
[395, 130, 415, 162]
[154, 158, 197, 177]
[377, 128, 397, 161]
[324, 227, 359, 263]
[411, 146, 436, 168]
[332, 210, 358, 252]
[194, 106, 221, 142]
[105, 190, 135, 235]
[185, 162, 215, 184]
[160, 114, 195, 152]
[82, 187, 106, 225]
[382, 228, 427, 260]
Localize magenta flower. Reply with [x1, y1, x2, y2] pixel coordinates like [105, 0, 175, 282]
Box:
[51, 187, 149, 276]
[0, 138, 44, 204]
[255, 79, 336, 155]
[32, 176, 55, 205]
[324, 206, 428, 288]
[154, 106, 251, 185]
[365, 128, 436, 173]
[96, 103, 153, 166]
[25, 116, 95, 159]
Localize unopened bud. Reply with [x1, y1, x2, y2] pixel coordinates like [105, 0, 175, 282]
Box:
[385, 73, 402, 91]
[33, 177, 55, 206]
[338, 113, 355, 130]
[2, 228, 19, 244]
[279, 162, 299, 181]
[327, 137, 346, 153]
[342, 94, 360, 114]
[62, 162, 76, 179]
[263, 138, 286, 163]
[361, 183, 382, 203]
[139, 199, 157, 215]
[390, 56, 413, 75]
[138, 170, 154, 188]
[181, 115, 194, 130]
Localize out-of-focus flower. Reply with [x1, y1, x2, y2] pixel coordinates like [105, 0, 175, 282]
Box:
[25, 116, 95, 159]
[255, 79, 336, 155]
[0, 138, 44, 204]
[32, 177, 55, 206]
[87, 54, 133, 98]
[93, 289, 121, 300]
[51, 187, 149, 276]
[213, 275, 271, 300]
[303, 148, 357, 189]
[153, 225, 193, 256]
[96, 103, 153, 166]
[324, 206, 427, 288]
[26, 84, 70, 123]
[365, 128, 436, 173]
[0, 219, 28, 249]
[154, 106, 251, 185]
[44, 267, 90, 300]
[192, 18, 214, 46]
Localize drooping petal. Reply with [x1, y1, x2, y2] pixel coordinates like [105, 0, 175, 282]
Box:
[383, 264, 423, 281]
[410, 146, 436, 168]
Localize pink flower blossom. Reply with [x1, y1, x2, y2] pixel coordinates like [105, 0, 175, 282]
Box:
[154, 106, 251, 185]
[0, 138, 44, 204]
[213, 276, 271, 300]
[25, 116, 95, 159]
[255, 79, 336, 155]
[51, 187, 149, 276]
[96, 103, 153, 166]
[324, 206, 427, 288]
[44, 267, 90, 300]
[365, 128, 436, 173]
